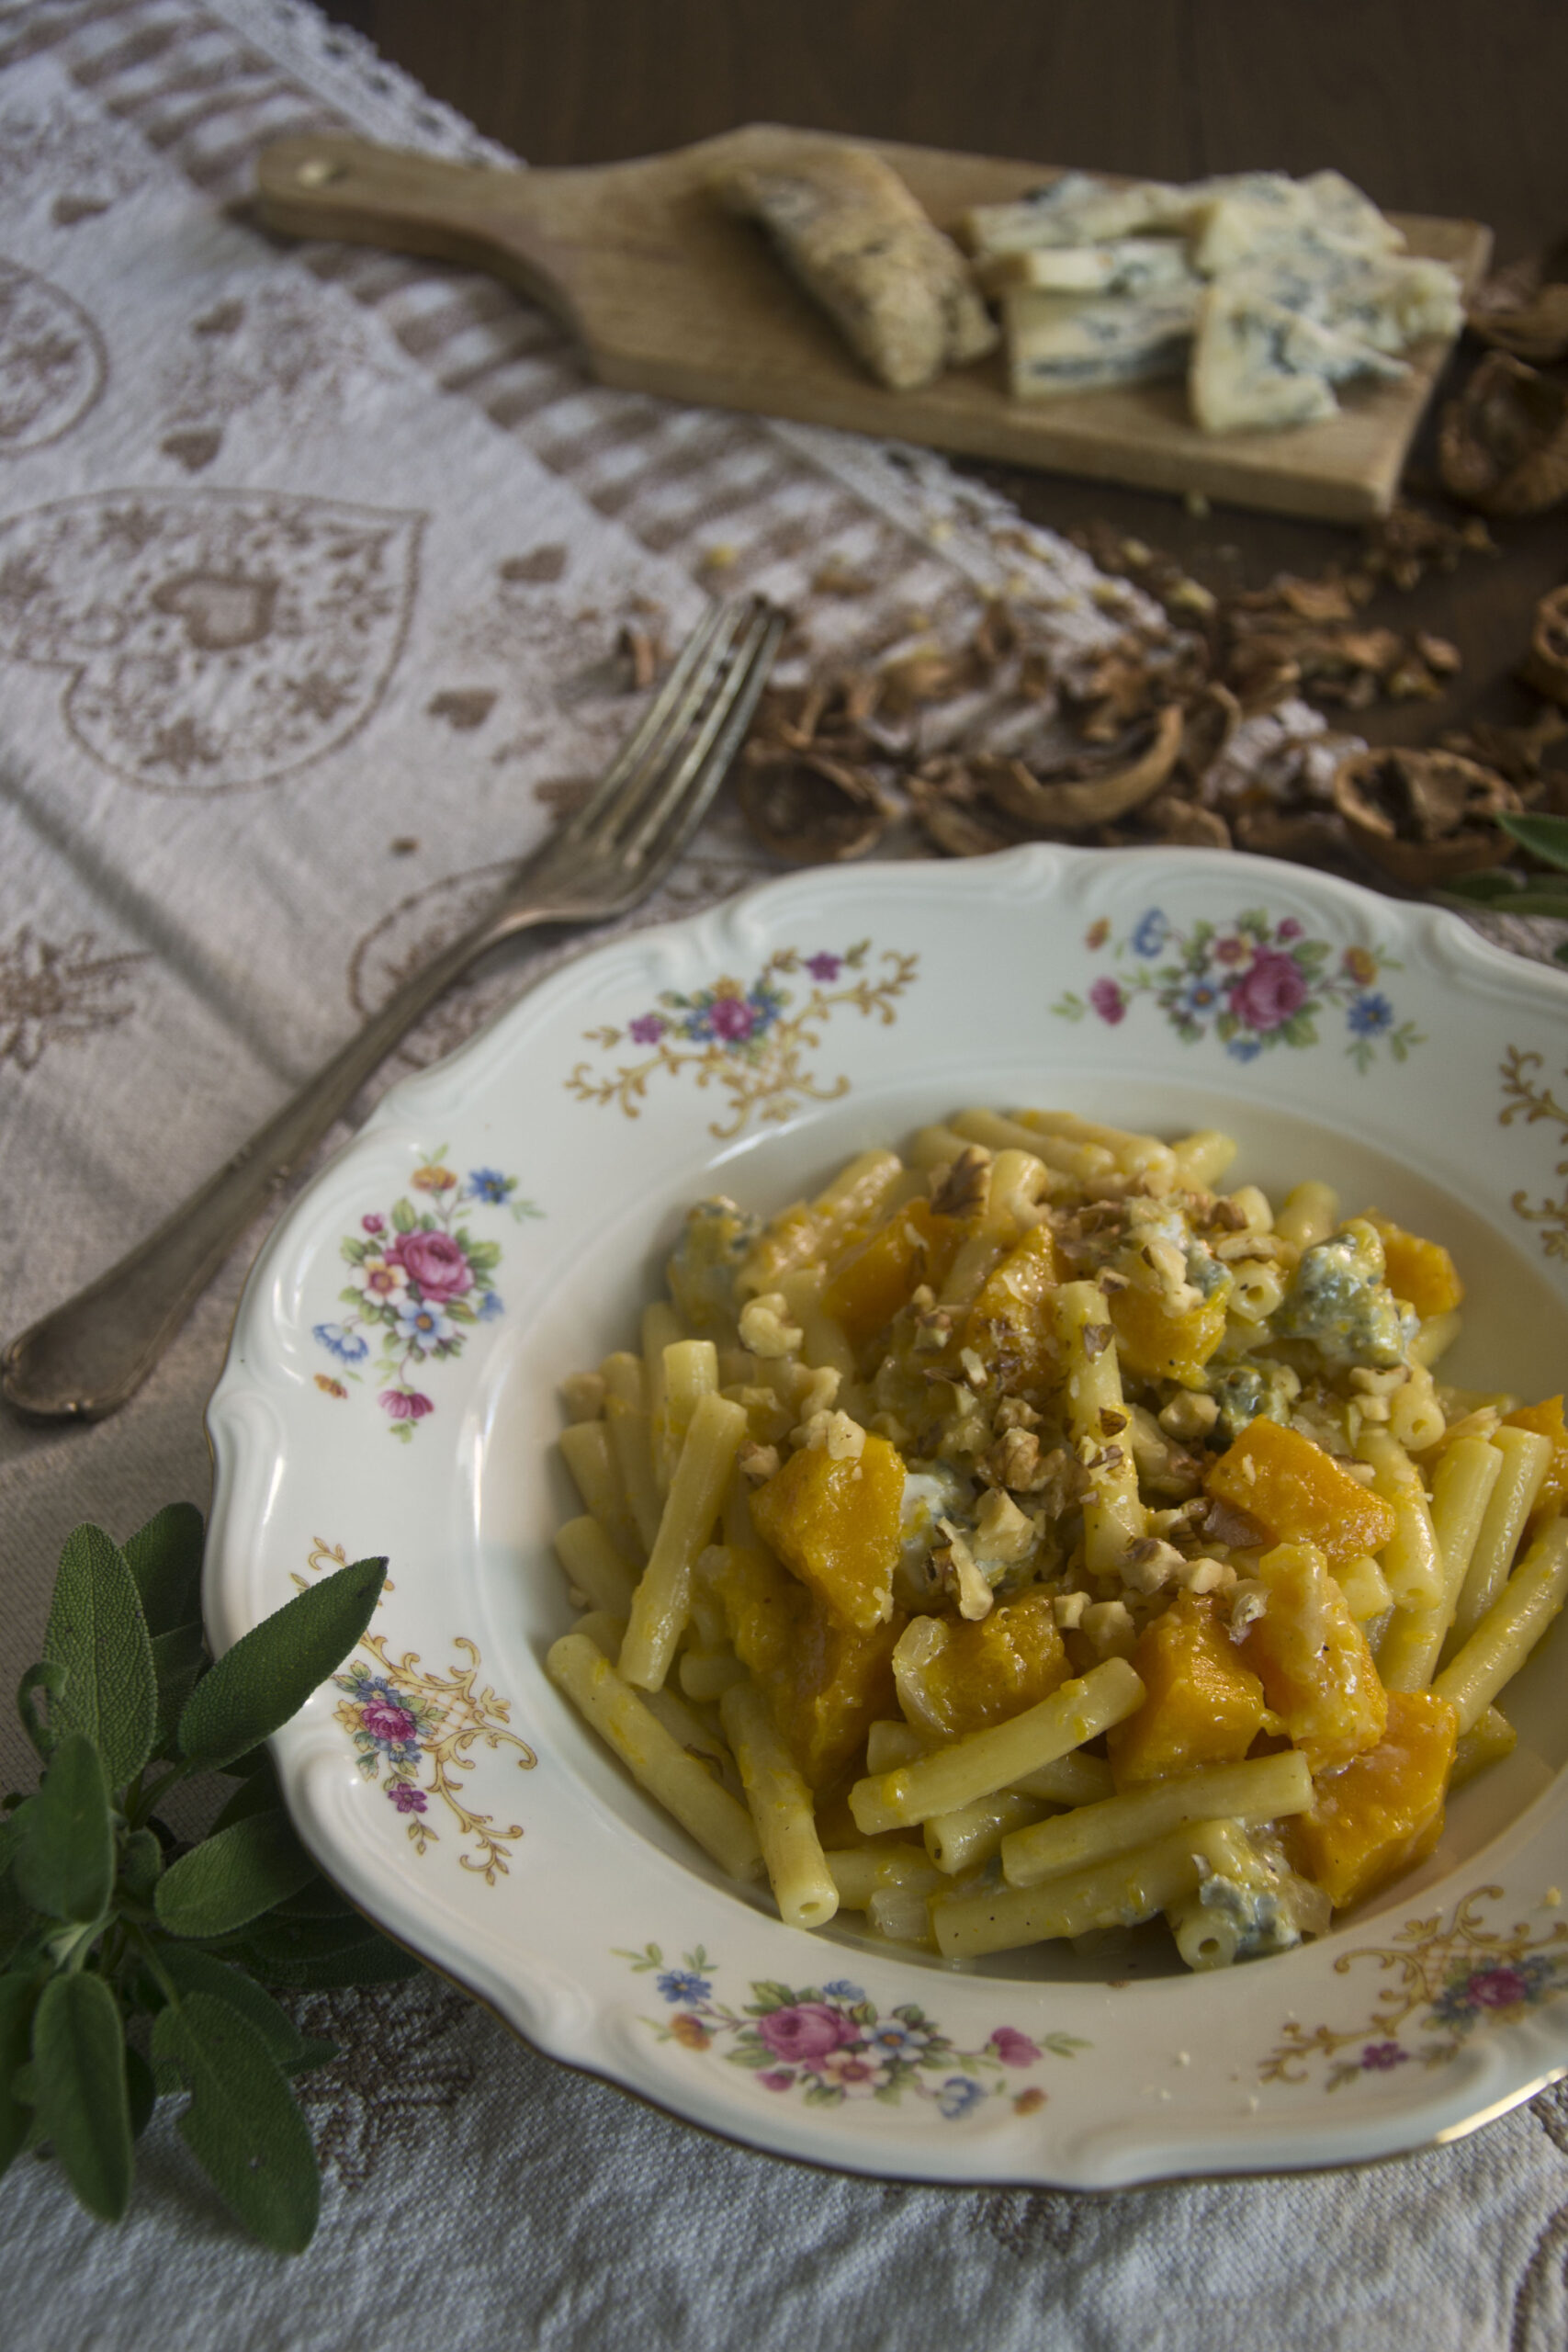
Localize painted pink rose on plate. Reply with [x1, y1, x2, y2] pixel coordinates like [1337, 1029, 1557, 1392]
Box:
[1227, 949, 1309, 1034]
[389, 1227, 473, 1302]
[756, 2002, 856, 2065]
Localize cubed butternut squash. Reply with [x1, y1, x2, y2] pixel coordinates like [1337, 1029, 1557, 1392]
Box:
[768, 1598, 906, 1791]
[1207, 1417, 1397, 1570]
[1286, 1688, 1458, 1909]
[823, 1198, 963, 1350]
[749, 1430, 905, 1631]
[892, 1591, 1068, 1739]
[964, 1222, 1059, 1389]
[1108, 1592, 1267, 1787]
[1365, 1213, 1464, 1318]
[1239, 1541, 1388, 1773]
[705, 1543, 802, 1684]
[1109, 1282, 1228, 1387]
[1504, 1396, 1568, 1526]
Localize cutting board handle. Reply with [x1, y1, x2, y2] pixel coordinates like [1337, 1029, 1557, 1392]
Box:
[255, 133, 579, 331]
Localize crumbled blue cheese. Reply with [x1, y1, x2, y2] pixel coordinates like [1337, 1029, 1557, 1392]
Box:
[1193, 1871, 1302, 1961]
[1272, 1220, 1413, 1368]
[1209, 1359, 1302, 1443]
[1224, 243, 1462, 354]
[666, 1197, 761, 1332]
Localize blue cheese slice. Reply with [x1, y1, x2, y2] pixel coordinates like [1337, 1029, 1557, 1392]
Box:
[976, 237, 1199, 300]
[1184, 169, 1403, 275]
[962, 170, 1186, 256]
[1224, 243, 1462, 353]
[1005, 286, 1200, 396]
[1190, 284, 1406, 434]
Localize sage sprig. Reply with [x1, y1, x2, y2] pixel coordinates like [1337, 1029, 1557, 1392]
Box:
[1, 1507, 419, 2251]
[1441, 811, 1568, 956]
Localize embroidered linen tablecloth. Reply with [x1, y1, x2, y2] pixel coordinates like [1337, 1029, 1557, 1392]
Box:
[2, 5, 1568, 2346]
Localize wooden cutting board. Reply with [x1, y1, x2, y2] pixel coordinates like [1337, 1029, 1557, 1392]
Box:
[254, 122, 1492, 526]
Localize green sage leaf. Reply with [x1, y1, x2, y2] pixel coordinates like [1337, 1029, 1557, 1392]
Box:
[269, 1878, 355, 1920]
[241, 1913, 379, 1970]
[124, 2045, 157, 2143]
[176, 1556, 386, 1773]
[43, 1525, 156, 1791]
[32, 1972, 133, 2222]
[154, 1812, 318, 1939]
[0, 1968, 43, 2180]
[150, 1622, 209, 1756]
[237, 1934, 422, 1992]
[1478, 890, 1568, 918]
[210, 1768, 282, 1836]
[17, 1660, 67, 1760]
[1437, 870, 1528, 904]
[157, 1945, 336, 2076]
[119, 1828, 164, 1905]
[152, 1993, 319, 2253]
[13, 1734, 113, 1924]
[124, 1503, 205, 1637]
[1500, 811, 1568, 872]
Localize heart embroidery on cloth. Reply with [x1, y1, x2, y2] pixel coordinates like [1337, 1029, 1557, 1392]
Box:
[0, 487, 423, 793]
[0, 257, 106, 451]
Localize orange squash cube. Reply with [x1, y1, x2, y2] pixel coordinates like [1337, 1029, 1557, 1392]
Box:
[750, 1430, 905, 1631]
[964, 1223, 1060, 1389]
[1504, 1396, 1568, 1525]
[1108, 1592, 1267, 1787]
[1287, 1689, 1458, 1909]
[705, 1544, 802, 1683]
[1364, 1213, 1464, 1318]
[1109, 1282, 1228, 1386]
[894, 1591, 1069, 1739]
[823, 1198, 962, 1349]
[768, 1597, 905, 1791]
[1206, 1418, 1396, 1571]
[1239, 1542, 1387, 1773]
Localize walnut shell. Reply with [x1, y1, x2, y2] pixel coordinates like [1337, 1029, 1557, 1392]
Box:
[1331, 748, 1518, 885]
[1438, 353, 1568, 517]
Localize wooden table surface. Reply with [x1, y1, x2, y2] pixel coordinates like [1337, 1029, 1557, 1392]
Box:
[321, 0, 1568, 763]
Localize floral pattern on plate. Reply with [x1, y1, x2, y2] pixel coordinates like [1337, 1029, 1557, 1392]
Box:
[1500, 1045, 1568, 1261]
[1054, 908, 1423, 1071]
[1261, 1888, 1568, 2089]
[305, 1538, 536, 1883]
[311, 1147, 541, 1439]
[567, 941, 918, 1137]
[618, 1942, 1085, 2114]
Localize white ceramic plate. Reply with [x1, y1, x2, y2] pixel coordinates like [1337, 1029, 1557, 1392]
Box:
[208, 845, 1568, 2188]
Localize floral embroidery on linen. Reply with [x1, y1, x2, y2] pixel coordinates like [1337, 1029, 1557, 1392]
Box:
[1261, 1889, 1568, 2089]
[313, 1147, 540, 1441]
[1054, 908, 1422, 1070]
[0, 925, 146, 1070]
[568, 941, 919, 1138]
[617, 1943, 1083, 2115]
[304, 1539, 536, 1883]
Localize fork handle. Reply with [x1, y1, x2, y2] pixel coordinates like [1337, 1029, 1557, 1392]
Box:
[0, 905, 547, 1421]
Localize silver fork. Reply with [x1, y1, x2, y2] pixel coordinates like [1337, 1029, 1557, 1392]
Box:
[2, 596, 786, 1422]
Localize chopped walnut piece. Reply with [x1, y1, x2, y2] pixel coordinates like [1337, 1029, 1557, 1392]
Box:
[973, 1488, 1036, 1564]
[792, 1408, 866, 1460]
[1052, 1590, 1089, 1631]
[1173, 1555, 1235, 1596]
[915, 1306, 954, 1352]
[1228, 1581, 1269, 1639]
[738, 1441, 781, 1483]
[1081, 1322, 1113, 1360]
[930, 1146, 992, 1219]
[995, 1396, 1042, 1433]
[959, 1346, 988, 1391]
[989, 1426, 1043, 1490]
[739, 1293, 805, 1359]
[1158, 1390, 1219, 1441]
[1081, 1599, 1136, 1657]
[1120, 1536, 1187, 1595]
[934, 1519, 995, 1622]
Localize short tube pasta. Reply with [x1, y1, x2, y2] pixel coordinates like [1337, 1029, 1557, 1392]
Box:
[720, 1679, 839, 1929]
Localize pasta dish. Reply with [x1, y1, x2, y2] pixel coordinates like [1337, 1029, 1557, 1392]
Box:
[546, 1109, 1568, 1972]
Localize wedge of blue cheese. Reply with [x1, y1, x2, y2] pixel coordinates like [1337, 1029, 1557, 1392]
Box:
[976, 237, 1198, 300]
[960, 170, 1188, 255]
[1005, 285, 1201, 396]
[1190, 285, 1407, 433]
